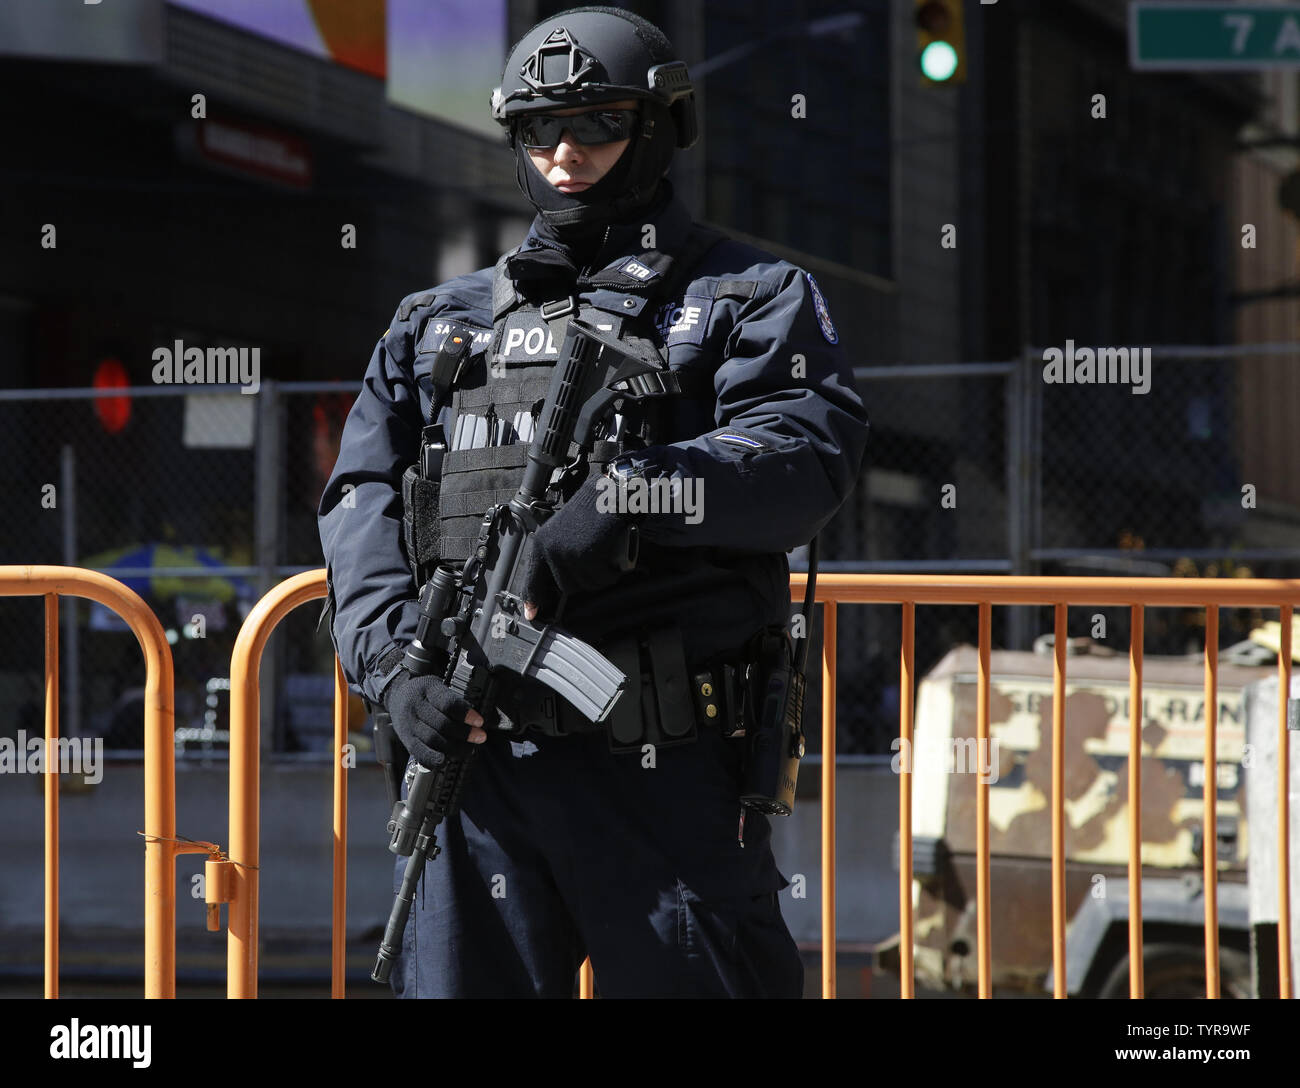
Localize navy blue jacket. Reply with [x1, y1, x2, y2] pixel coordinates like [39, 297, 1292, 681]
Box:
[318, 194, 869, 705]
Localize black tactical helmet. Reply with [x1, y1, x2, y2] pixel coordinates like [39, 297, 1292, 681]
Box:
[492, 6, 698, 150]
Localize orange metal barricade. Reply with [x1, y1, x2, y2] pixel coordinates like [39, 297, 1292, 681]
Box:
[226, 570, 334, 999]
[827, 573, 1295, 1001]
[222, 571, 1295, 1000]
[223, 570, 603, 997]
[18, 563, 1290, 998]
[0, 565, 221, 999]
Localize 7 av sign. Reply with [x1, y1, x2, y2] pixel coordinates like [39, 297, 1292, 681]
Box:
[1131, 3, 1300, 70]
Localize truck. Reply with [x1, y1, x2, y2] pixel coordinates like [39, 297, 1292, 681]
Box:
[876, 633, 1299, 998]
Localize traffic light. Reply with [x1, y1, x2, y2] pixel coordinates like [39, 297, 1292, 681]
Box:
[915, 0, 966, 84]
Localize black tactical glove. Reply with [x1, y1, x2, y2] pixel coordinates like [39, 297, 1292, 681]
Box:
[520, 474, 637, 621]
[382, 667, 478, 767]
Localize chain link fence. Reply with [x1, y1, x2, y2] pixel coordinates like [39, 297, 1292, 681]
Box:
[0, 385, 337, 763]
[1, 347, 1295, 759]
[827, 347, 1300, 754]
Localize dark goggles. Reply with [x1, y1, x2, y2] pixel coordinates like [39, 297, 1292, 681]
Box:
[515, 108, 639, 149]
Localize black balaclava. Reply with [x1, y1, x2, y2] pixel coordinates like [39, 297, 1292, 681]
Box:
[513, 98, 679, 265]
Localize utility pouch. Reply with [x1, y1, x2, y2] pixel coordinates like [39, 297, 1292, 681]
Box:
[689, 660, 747, 739]
[739, 628, 808, 816]
[401, 426, 444, 586]
[604, 623, 698, 754]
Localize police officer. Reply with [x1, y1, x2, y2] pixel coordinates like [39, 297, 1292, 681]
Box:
[318, 6, 869, 998]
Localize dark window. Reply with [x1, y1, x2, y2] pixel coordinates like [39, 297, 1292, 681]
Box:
[701, 0, 890, 275]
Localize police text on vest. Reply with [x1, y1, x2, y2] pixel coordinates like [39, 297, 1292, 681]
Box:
[501, 325, 559, 358]
[663, 303, 702, 335]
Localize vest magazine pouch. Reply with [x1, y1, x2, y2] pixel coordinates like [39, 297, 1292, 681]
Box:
[437, 368, 553, 565]
[437, 443, 531, 565]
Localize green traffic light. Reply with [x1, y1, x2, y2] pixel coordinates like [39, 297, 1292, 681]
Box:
[920, 40, 958, 81]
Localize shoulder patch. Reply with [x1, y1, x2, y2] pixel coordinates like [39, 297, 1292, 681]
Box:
[715, 432, 767, 451]
[417, 318, 492, 355]
[655, 295, 714, 346]
[620, 258, 658, 282]
[805, 272, 838, 345]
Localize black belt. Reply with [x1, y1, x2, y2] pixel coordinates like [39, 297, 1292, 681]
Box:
[506, 650, 751, 746]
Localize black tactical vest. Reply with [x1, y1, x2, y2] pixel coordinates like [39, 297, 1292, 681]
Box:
[432, 225, 725, 566]
[397, 224, 779, 748]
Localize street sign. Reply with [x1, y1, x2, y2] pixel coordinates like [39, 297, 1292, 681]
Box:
[1131, 3, 1300, 70]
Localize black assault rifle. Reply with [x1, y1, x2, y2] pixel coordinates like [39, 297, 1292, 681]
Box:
[371, 317, 666, 983]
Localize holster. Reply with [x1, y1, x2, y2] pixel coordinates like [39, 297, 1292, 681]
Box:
[736, 625, 808, 815]
[371, 707, 409, 814]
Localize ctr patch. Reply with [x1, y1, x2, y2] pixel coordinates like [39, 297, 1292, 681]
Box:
[806, 273, 838, 345]
[621, 258, 658, 282]
[654, 295, 713, 346]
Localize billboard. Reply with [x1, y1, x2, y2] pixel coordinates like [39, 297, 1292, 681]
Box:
[0, 0, 164, 63]
[1, 0, 508, 136]
[172, 0, 507, 134]
[169, 0, 386, 76]
[386, 0, 508, 137]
